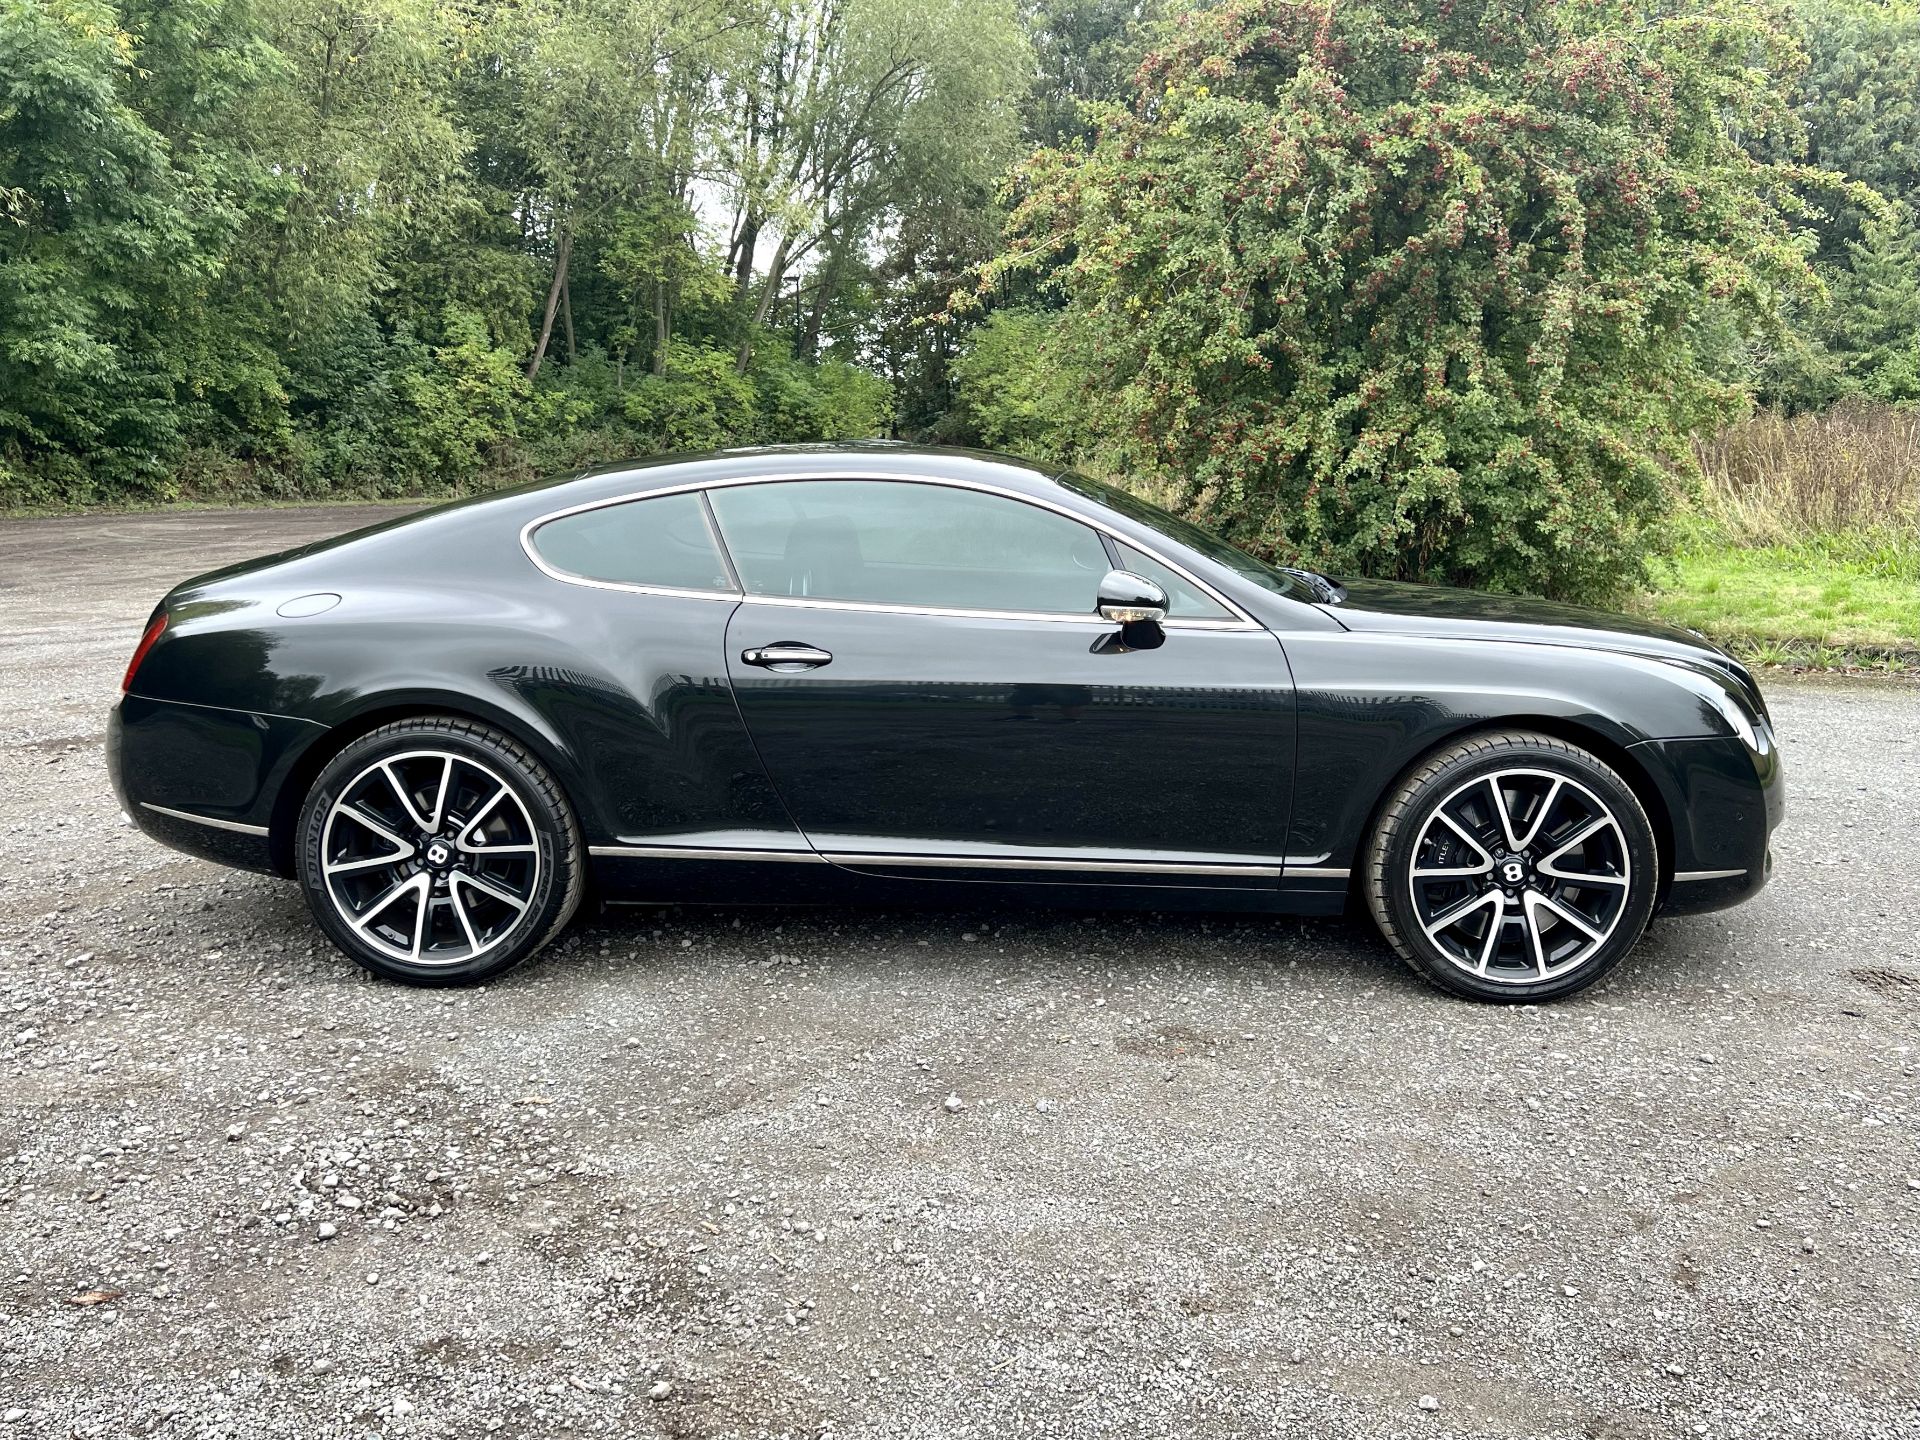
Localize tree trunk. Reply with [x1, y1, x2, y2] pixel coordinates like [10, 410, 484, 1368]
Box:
[735, 235, 794, 373]
[526, 224, 573, 382]
[653, 278, 670, 375]
[731, 218, 759, 293]
[560, 268, 576, 364]
[800, 249, 843, 359]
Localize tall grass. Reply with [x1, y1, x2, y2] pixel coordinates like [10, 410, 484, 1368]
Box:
[1691, 403, 1920, 571]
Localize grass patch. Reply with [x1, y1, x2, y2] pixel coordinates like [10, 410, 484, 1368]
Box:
[1654, 404, 1920, 674]
[1643, 531, 1919, 672]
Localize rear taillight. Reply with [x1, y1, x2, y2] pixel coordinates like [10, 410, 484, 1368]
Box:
[121, 612, 168, 694]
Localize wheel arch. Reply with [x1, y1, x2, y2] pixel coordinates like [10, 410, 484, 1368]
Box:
[265, 695, 590, 876]
[1349, 714, 1677, 906]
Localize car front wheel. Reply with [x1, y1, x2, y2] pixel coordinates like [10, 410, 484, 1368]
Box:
[296, 717, 583, 985]
[1364, 730, 1658, 1002]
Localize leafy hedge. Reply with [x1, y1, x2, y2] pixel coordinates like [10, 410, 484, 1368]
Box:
[976, 0, 1873, 603]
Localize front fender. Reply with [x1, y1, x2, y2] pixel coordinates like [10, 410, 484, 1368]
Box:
[1277, 633, 1757, 869]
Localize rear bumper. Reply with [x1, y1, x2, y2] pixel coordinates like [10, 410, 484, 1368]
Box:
[1632, 725, 1784, 917]
[109, 695, 326, 876]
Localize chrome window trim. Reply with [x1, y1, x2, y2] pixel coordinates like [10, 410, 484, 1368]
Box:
[519, 470, 1261, 630]
[737, 593, 1250, 630]
[140, 802, 270, 837]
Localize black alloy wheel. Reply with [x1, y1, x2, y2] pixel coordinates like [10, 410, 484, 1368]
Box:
[1365, 731, 1659, 1002]
[296, 717, 582, 985]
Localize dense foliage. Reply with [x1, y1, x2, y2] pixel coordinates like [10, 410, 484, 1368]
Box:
[976, 0, 1887, 601]
[2, 0, 1915, 608]
[0, 0, 1020, 505]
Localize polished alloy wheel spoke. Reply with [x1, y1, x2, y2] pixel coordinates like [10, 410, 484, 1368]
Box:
[426, 755, 454, 831]
[1412, 811, 1495, 879]
[1422, 889, 1500, 939]
[323, 801, 415, 875]
[1407, 766, 1632, 987]
[1473, 891, 1507, 974]
[448, 884, 483, 953]
[1536, 815, 1627, 886]
[454, 782, 509, 850]
[1512, 777, 1563, 851]
[451, 868, 529, 914]
[1521, 889, 1553, 979]
[321, 749, 541, 968]
[350, 872, 429, 937]
[380, 760, 439, 833]
[1487, 775, 1527, 853]
[1530, 889, 1607, 942]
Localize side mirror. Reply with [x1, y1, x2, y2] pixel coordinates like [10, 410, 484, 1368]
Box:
[1097, 569, 1168, 624]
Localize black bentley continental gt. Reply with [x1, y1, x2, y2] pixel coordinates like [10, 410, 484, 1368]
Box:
[108, 444, 1782, 1000]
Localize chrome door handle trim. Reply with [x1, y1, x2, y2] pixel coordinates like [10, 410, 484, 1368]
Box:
[741, 644, 833, 669]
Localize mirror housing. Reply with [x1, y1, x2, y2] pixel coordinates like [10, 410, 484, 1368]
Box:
[1097, 570, 1168, 625]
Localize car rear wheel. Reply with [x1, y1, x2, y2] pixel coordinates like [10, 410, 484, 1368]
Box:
[296, 717, 583, 986]
[1364, 731, 1658, 1002]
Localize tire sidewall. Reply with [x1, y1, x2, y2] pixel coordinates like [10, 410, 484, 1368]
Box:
[297, 720, 579, 985]
[1372, 738, 1658, 1003]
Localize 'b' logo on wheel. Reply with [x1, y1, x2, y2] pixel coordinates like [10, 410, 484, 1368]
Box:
[1501, 861, 1525, 884]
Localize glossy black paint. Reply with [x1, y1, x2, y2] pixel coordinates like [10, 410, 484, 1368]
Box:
[107, 443, 1783, 924]
[724, 602, 1296, 886]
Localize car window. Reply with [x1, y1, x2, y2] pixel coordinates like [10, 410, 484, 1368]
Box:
[1112, 542, 1232, 620]
[706, 480, 1112, 614]
[1056, 470, 1309, 602]
[531, 491, 733, 592]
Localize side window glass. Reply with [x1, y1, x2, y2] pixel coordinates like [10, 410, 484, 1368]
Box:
[1113, 542, 1232, 620]
[531, 492, 733, 592]
[706, 480, 1111, 614]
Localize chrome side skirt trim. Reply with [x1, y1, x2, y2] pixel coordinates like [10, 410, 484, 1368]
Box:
[824, 852, 1283, 877]
[588, 845, 826, 863]
[589, 842, 1345, 881]
[140, 802, 270, 837]
[1673, 868, 1747, 882]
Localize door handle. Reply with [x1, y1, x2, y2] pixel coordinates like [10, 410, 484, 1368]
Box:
[741, 643, 833, 670]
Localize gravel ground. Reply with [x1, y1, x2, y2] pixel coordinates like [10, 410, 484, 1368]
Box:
[2, 507, 1918, 1440]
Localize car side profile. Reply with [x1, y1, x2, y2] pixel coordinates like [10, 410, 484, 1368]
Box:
[108, 444, 1783, 1001]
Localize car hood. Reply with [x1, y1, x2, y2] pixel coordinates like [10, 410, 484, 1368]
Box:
[1319, 577, 1729, 667]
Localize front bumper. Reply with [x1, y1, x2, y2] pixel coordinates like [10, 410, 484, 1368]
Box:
[1631, 723, 1784, 917]
[109, 694, 326, 876]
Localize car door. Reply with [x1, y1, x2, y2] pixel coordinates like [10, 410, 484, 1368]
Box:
[707, 476, 1298, 888]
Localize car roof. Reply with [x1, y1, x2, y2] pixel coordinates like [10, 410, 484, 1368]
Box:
[547, 441, 1061, 502]
[170, 444, 1075, 594]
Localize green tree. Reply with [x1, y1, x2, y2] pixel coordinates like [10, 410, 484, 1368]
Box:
[1830, 221, 1920, 402]
[1790, 0, 1920, 259]
[949, 307, 1086, 459]
[984, 0, 1854, 602]
[717, 0, 1029, 371]
[0, 1, 263, 501]
[1020, 0, 1163, 148]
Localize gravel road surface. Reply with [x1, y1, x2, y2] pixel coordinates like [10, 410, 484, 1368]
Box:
[2, 507, 1918, 1439]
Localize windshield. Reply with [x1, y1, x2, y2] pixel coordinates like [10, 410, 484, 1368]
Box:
[1053, 471, 1308, 602]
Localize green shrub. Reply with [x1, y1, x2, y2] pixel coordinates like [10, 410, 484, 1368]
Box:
[985, 0, 1850, 603]
[620, 340, 759, 453]
[384, 307, 537, 491]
